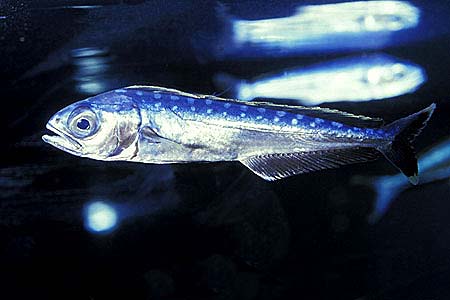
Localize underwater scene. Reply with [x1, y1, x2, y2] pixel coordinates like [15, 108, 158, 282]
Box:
[1, 0, 450, 299]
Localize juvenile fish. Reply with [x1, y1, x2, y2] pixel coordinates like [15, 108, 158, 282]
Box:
[42, 86, 435, 182]
[215, 54, 426, 105]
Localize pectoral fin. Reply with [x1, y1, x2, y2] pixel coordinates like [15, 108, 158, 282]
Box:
[240, 148, 378, 181]
[140, 126, 165, 143]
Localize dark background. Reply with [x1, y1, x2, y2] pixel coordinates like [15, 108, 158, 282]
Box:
[1, 0, 450, 299]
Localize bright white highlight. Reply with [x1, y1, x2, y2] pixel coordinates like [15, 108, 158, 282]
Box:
[232, 54, 425, 105]
[232, 1, 420, 48]
[85, 201, 118, 233]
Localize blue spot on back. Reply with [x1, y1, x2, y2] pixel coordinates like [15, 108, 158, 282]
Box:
[315, 118, 324, 124]
[331, 121, 343, 128]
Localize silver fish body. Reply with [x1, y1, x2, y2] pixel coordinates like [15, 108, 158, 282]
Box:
[43, 86, 434, 182]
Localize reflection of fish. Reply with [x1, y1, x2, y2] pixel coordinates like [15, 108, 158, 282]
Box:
[354, 137, 450, 223]
[206, 1, 421, 59]
[43, 86, 434, 182]
[215, 54, 426, 105]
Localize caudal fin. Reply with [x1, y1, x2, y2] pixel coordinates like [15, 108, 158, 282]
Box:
[378, 104, 436, 185]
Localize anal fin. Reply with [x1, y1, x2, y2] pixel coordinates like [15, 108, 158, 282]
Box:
[240, 148, 379, 181]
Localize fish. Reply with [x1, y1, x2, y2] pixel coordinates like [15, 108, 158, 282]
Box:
[353, 137, 450, 223]
[200, 1, 421, 60]
[42, 86, 435, 182]
[214, 54, 426, 105]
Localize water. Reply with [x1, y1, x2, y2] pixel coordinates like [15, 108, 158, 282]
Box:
[1, 1, 450, 299]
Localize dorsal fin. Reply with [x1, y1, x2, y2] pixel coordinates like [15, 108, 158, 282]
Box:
[124, 85, 228, 102]
[124, 85, 384, 128]
[245, 102, 385, 128]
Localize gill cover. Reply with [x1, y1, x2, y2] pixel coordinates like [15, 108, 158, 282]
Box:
[105, 99, 142, 159]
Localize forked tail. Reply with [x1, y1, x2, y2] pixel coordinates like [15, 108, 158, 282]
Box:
[378, 103, 436, 184]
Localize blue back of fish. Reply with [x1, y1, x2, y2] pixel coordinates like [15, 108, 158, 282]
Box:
[112, 86, 390, 141]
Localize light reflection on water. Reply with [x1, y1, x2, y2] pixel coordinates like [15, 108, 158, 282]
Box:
[84, 200, 118, 233]
[71, 47, 112, 95]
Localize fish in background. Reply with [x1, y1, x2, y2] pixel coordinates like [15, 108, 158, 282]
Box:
[43, 85, 434, 183]
[203, 1, 421, 59]
[353, 137, 450, 223]
[214, 54, 426, 105]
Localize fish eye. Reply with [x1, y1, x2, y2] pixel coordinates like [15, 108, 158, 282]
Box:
[77, 118, 90, 130]
[391, 64, 407, 80]
[68, 106, 99, 138]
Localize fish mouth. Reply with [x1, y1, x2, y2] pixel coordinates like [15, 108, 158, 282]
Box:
[42, 123, 83, 154]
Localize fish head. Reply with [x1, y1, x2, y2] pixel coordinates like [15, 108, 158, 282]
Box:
[362, 60, 426, 97]
[42, 91, 141, 160]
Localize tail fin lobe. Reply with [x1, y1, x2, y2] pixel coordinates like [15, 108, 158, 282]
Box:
[379, 103, 435, 185]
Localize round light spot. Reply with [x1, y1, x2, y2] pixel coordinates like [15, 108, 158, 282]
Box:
[170, 95, 179, 100]
[84, 201, 118, 233]
[310, 122, 316, 127]
[154, 102, 161, 108]
[276, 111, 286, 117]
[274, 117, 280, 123]
[207, 108, 213, 114]
[240, 105, 248, 111]
[240, 113, 246, 117]
[190, 106, 196, 112]
[315, 118, 324, 124]
[172, 105, 178, 110]
[257, 108, 266, 113]
[136, 91, 143, 96]
[154, 93, 162, 99]
[256, 115, 263, 120]
[291, 119, 298, 125]
[296, 114, 303, 120]
[224, 103, 231, 109]
[205, 99, 213, 105]
[222, 112, 228, 116]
